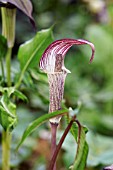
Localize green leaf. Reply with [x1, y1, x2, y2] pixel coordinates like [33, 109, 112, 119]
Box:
[73, 142, 88, 170]
[0, 92, 17, 131]
[1, 93, 16, 118]
[0, 0, 34, 23]
[65, 115, 78, 141]
[70, 121, 78, 141]
[22, 71, 34, 88]
[16, 109, 68, 150]
[14, 90, 28, 102]
[4, 87, 15, 97]
[66, 103, 88, 142]
[0, 105, 17, 131]
[0, 87, 28, 130]
[67, 120, 88, 170]
[0, 34, 7, 59]
[72, 124, 88, 170]
[18, 28, 53, 70]
[16, 28, 53, 88]
[0, 87, 27, 101]
[30, 68, 48, 83]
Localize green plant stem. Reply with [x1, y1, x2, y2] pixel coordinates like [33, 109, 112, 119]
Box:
[0, 59, 5, 81]
[1, 8, 16, 48]
[1, 7, 16, 87]
[14, 67, 25, 89]
[2, 130, 11, 170]
[1, 7, 16, 170]
[6, 47, 12, 87]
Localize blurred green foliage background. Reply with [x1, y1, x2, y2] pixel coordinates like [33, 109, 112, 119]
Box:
[1, 0, 113, 170]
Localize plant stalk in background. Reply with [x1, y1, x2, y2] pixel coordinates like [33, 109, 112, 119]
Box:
[0, 1, 35, 170]
[2, 130, 11, 170]
[1, 7, 16, 86]
[39, 38, 95, 170]
[1, 7, 16, 170]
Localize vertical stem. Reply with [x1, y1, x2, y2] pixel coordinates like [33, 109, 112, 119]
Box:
[0, 59, 5, 81]
[2, 130, 11, 170]
[1, 7, 16, 86]
[1, 7, 16, 48]
[50, 123, 58, 170]
[1, 7, 16, 170]
[6, 47, 12, 87]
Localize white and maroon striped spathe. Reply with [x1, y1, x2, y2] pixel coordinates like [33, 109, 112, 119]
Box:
[39, 38, 95, 73]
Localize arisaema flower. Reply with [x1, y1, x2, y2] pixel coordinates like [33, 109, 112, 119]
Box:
[0, 0, 34, 23]
[39, 38, 95, 124]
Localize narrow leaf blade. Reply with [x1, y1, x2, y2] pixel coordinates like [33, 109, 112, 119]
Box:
[16, 109, 68, 150]
[72, 125, 88, 170]
[14, 90, 28, 102]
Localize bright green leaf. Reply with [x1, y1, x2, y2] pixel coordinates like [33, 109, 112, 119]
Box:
[16, 109, 68, 150]
[0, 34, 7, 59]
[0, 93, 17, 131]
[18, 28, 53, 70]
[0, 106, 17, 131]
[0, 87, 28, 130]
[16, 28, 53, 88]
[1, 93, 16, 118]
